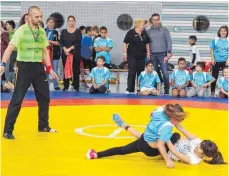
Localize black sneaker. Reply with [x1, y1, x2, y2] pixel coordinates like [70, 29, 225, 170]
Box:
[75, 88, 80, 92]
[54, 87, 61, 91]
[3, 133, 15, 139]
[164, 90, 169, 95]
[170, 132, 181, 144]
[38, 127, 57, 133]
[63, 88, 68, 91]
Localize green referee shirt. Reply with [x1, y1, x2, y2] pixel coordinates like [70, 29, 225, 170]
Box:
[9, 24, 49, 62]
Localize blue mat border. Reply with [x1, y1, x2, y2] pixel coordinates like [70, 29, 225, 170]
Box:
[1, 91, 228, 104]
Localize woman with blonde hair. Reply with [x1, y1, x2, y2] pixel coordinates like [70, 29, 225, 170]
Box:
[123, 18, 150, 94]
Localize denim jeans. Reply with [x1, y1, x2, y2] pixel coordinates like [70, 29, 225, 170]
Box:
[52, 59, 59, 88]
[5, 60, 10, 82]
[150, 52, 169, 92]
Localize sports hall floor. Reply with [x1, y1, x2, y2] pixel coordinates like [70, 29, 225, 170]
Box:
[1, 82, 228, 176]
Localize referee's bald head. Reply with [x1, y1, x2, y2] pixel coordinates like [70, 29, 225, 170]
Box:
[28, 6, 41, 15]
[27, 6, 42, 26]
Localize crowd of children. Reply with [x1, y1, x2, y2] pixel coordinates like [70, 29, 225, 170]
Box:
[83, 25, 228, 99]
[1, 16, 228, 99]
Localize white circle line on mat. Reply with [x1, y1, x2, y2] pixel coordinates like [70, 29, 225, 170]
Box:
[75, 124, 145, 139]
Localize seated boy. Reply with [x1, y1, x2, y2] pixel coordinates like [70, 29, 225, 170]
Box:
[137, 61, 161, 96]
[89, 56, 110, 94]
[217, 66, 228, 98]
[171, 58, 190, 98]
[187, 62, 215, 97]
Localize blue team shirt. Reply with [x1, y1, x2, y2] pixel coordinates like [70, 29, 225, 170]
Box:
[171, 69, 190, 87]
[94, 37, 113, 64]
[191, 71, 213, 87]
[138, 71, 161, 89]
[90, 67, 110, 88]
[217, 77, 228, 92]
[81, 35, 93, 60]
[143, 106, 174, 143]
[210, 37, 228, 62]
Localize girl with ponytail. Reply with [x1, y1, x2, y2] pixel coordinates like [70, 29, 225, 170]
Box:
[168, 124, 225, 165]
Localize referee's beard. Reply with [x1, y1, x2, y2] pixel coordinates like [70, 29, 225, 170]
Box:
[30, 20, 40, 28]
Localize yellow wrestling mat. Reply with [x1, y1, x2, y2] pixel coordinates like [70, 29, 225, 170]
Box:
[1, 105, 228, 176]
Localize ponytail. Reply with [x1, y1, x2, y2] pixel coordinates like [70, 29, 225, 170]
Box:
[164, 104, 186, 122]
[205, 152, 225, 165]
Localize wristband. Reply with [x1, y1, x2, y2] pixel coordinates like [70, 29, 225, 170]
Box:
[46, 65, 52, 74]
[0, 62, 6, 67]
[125, 126, 130, 131]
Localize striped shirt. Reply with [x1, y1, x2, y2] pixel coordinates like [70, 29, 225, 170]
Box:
[10, 24, 49, 62]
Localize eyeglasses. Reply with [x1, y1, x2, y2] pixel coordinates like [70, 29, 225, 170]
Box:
[152, 19, 160, 21]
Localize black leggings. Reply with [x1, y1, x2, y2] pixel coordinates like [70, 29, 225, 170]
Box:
[98, 135, 160, 158]
[97, 133, 180, 158]
[127, 56, 145, 92]
[211, 61, 226, 92]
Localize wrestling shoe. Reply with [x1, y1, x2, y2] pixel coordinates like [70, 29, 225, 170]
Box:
[86, 149, 97, 159]
[112, 114, 126, 127]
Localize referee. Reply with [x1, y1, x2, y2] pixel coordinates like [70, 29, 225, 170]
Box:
[0, 6, 59, 139]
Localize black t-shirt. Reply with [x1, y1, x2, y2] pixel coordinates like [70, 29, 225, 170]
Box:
[123, 29, 150, 58]
[60, 28, 82, 55]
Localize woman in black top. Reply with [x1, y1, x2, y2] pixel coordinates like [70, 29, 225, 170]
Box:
[123, 18, 150, 93]
[60, 15, 82, 91]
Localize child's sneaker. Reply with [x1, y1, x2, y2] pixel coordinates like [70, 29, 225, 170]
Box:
[112, 114, 126, 127]
[82, 82, 89, 89]
[86, 149, 97, 159]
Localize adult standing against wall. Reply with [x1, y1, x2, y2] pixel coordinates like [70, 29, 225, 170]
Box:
[145, 13, 173, 94]
[60, 16, 82, 91]
[123, 18, 150, 93]
[0, 6, 58, 139]
[19, 13, 29, 27]
[210, 25, 228, 96]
